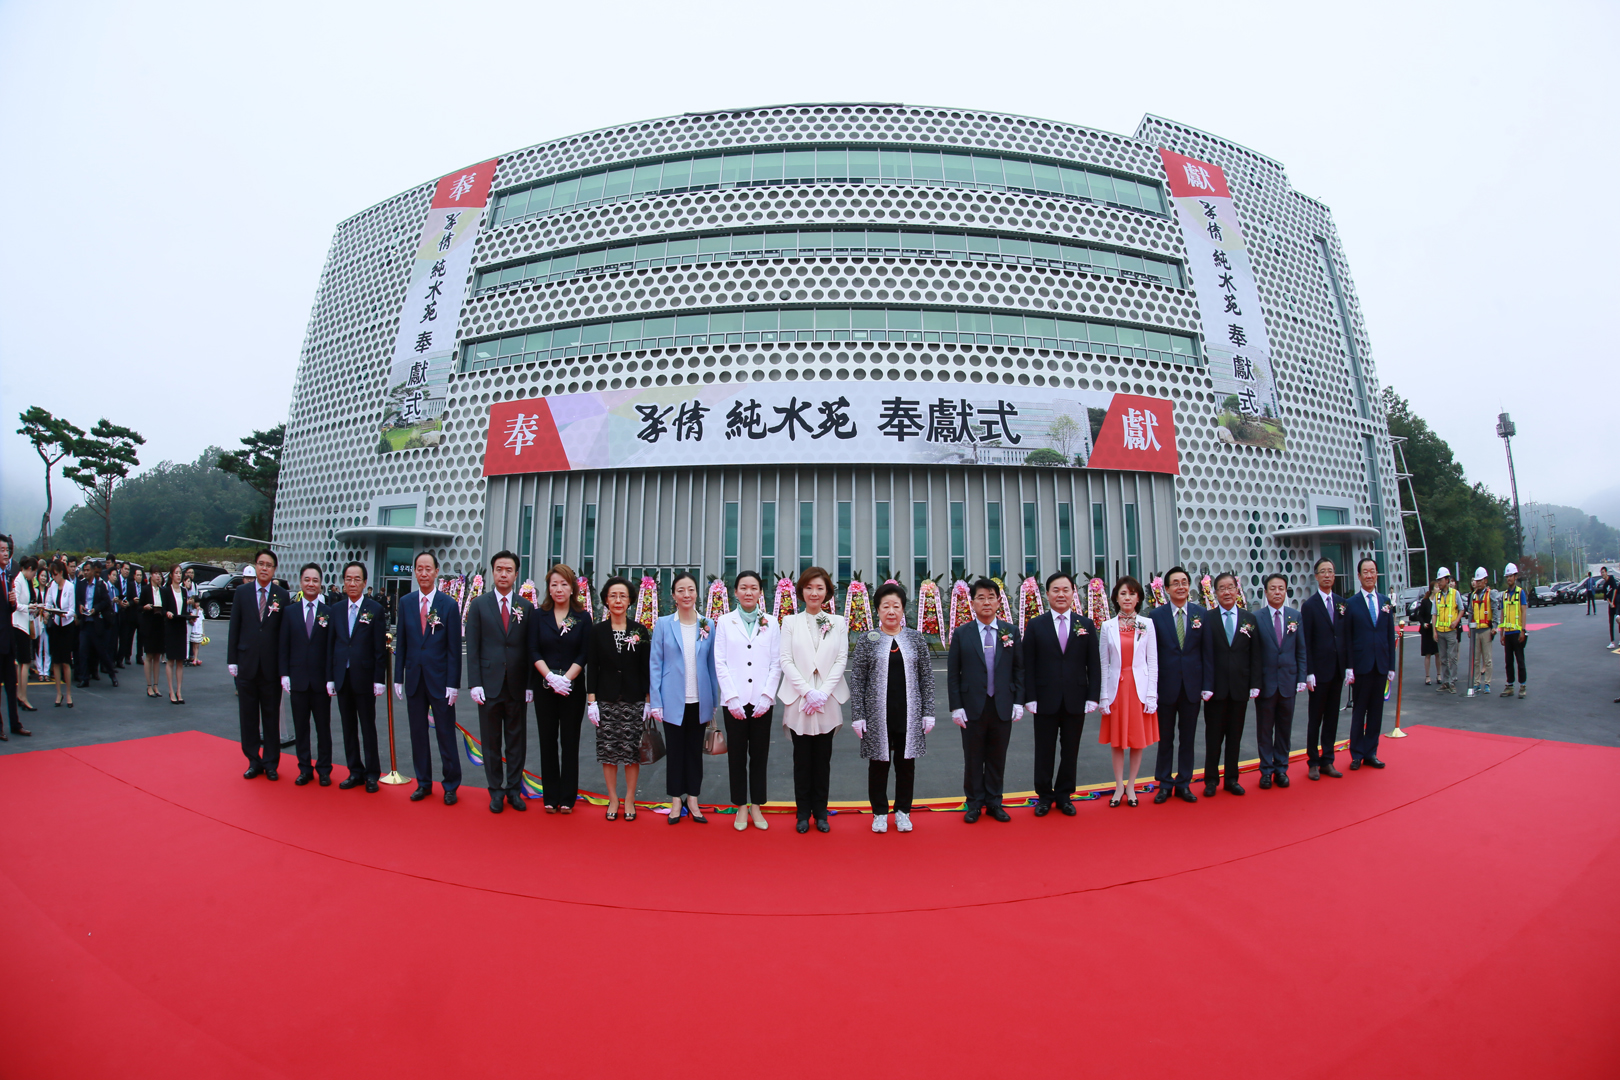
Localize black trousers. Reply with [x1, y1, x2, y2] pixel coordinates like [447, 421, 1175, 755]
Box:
[1348, 673, 1386, 763]
[960, 702, 1012, 810]
[868, 710, 914, 814]
[236, 672, 282, 770]
[478, 688, 528, 795]
[725, 705, 772, 805]
[1032, 708, 1085, 802]
[664, 703, 705, 799]
[1255, 692, 1296, 776]
[790, 729, 834, 818]
[1502, 633, 1528, 684]
[535, 685, 585, 806]
[76, 621, 112, 681]
[0, 650, 18, 732]
[336, 681, 381, 781]
[1203, 697, 1248, 787]
[289, 688, 333, 777]
[1153, 691, 1201, 789]
[405, 686, 460, 792]
[118, 612, 138, 664]
[1306, 674, 1344, 765]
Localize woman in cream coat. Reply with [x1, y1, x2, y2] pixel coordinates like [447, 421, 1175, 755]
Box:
[777, 566, 848, 833]
[1098, 575, 1158, 807]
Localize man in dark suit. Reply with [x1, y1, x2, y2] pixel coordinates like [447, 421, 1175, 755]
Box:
[1148, 566, 1213, 803]
[111, 563, 135, 668]
[279, 563, 335, 786]
[465, 549, 536, 814]
[1254, 573, 1308, 789]
[947, 577, 1024, 823]
[1021, 571, 1100, 817]
[1344, 557, 1397, 770]
[327, 561, 388, 793]
[1301, 557, 1348, 780]
[74, 563, 116, 687]
[393, 550, 462, 805]
[1204, 572, 1262, 796]
[227, 549, 291, 779]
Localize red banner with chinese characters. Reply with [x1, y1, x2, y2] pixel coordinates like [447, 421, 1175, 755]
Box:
[1081, 393, 1179, 474]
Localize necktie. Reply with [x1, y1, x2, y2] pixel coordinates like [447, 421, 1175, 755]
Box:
[1368, 593, 1378, 623]
[305, 601, 315, 637]
[1057, 613, 1067, 653]
[258, 586, 267, 618]
[982, 623, 996, 685]
[1325, 594, 1334, 623]
[349, 603, 358, 633]
[1176, 607, 1185, 648]
[1225, 609, 1235, 643]
[1274, 608, 1283, 646]
[420, 593, 430, 634]
[501, 595, 510, 632]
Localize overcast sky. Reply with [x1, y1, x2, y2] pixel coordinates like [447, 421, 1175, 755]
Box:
[2, 0, 1612, 542]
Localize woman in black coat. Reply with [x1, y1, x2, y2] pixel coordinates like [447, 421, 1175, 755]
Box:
[158, 566, 189, 703]
[586, 576, 651, 821]
[139, 568, 167, 697]
[529, 564, 592, 813]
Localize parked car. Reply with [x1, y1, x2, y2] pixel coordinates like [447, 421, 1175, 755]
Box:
[197, 574, 245, 620]
[1399, 586, 1428, 619]
[178, 561, 231, 584]
[1531, 585, 1556, 607]
[1553, 581, 1583, 604]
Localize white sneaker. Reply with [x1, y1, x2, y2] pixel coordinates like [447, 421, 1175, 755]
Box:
[872, 814, 888, 833]
[895, 811, 912, 832]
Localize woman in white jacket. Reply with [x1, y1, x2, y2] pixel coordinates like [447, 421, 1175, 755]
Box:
[1098, 575, 1158, 807]
[777, 566, 848, 833]
[713, 571, 782, 831]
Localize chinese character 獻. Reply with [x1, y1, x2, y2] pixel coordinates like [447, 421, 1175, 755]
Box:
[1182, 162, 1214, 191]
[768, 397, 814, 440]
[407, 359, 430, 386]
[876, 397, 925, 441]
[926, 398, 960, 442]
[725, 399, 768, 440]
[977, 400, 1022, 445]
[504, 413, 539, 456]
[413, 330, 433, 353]
[1228, 323, 1248, 347]
[1237, 388, 1260, 415]
[673, 400, 709, 442]
[635, 403, 673, 443]
[813, 397, 858, 440]
[447, 173, 478, 202]
[1121, 408, 1161, 452]
[1233, 355, 1255, 381]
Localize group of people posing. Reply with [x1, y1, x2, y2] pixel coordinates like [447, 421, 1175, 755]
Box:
[223, 545, 1400, 832]
[1411, 563, 1530, 697]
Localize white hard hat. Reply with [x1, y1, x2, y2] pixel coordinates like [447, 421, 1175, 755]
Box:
[1437, 566, 1451, 579]
[242, 565, 255, 576]
[1504, 562, 1518, 576]
[1473, 566, 1488, 581]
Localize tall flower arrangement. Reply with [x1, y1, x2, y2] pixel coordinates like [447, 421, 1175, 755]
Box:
[467, 572, 485, 609]
[634, 575, 659, 630]
[946, 580, 973, 645]
[992, 578, 1013, 623]
[773, 575, 797, 619]
[1149, 575, 1167, 610]
[1199, 574, 1217, 609]
[575, 575, 594, 620]
[517, 578, 536, 606]
[705, 578, 730, 622]
[1017, 576, 1044, 635]
[844, 577, 872, 633]
[1087, 576, 1108, 625]
[916, 578, 944, 637]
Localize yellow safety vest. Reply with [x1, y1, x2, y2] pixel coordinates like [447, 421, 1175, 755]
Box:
[1434, 588, 1460, 633]
[1501, 587, 1523, 633]
[1470, 590, 1492, 627]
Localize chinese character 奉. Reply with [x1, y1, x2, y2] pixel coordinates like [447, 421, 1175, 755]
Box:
[1121, 408, 1161, 452]
[876, 397, 926, 441]
[504, 413, 540, 456]
[447, 172, 479, 202]
[413, 330, 434, 353]
[1227, 323, 1248, 348]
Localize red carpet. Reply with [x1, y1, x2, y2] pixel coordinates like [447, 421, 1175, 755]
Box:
[2, 726, 1617, 1078]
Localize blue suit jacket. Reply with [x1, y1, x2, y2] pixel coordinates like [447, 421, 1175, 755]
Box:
[1255, 604, 1309, 698]
[1149, 602, 1214, 703]
[1345, 590, 1397, 675]
[647, 614, 718, 724]
[393, 590, 462, 697]
[278, 597, 332, 692]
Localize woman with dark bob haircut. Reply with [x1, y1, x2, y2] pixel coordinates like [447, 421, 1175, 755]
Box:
[586, 575, 650, 820]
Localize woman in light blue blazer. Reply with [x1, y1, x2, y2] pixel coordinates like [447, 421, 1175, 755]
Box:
[648, 572, 719, 823]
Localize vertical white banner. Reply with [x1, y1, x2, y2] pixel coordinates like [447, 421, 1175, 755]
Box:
[1159, 148, 1284, 451]
[380, 158, 500, 453]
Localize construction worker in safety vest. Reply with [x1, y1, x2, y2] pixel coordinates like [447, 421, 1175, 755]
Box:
[1432, 567, 1463, 693]
[1466, 567, 1495, 694]
[1499, 562, 1528, 699]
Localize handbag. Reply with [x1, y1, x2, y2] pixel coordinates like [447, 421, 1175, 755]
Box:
[638, 716, 666, 765]
[702, 717, 727, 756]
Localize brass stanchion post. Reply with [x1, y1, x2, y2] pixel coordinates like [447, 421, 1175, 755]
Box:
[1388, 617, 1408, 738]
[380, 631, 409, 785]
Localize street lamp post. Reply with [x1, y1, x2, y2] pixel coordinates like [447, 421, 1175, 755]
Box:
[1496, 413, 1524, 561]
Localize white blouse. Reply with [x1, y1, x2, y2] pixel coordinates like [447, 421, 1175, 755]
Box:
[680, 618, 699, 703]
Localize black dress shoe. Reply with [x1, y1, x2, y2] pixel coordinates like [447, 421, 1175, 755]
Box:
[109, 676, 118, 687]
[1321, 763, 1343, 778]
[1154, 786, 1172, 804]
[365, 779, 379, 793]
[1349, 759, 1362, 770]
[318, 774, 331, 786]
[76, 680, 88, 688]
[1308, 765, 1321, 781]
[490, 795, 505, 813]
[1056, 798, 1077, 816]
[1175, 786, 1198, 803]
[10, 725, 29, 736]
[1275, 772, 1290, 788]
[243, 764, 264, 780]
[1259, 774, 1273, 789]
[1033, 800, 1052, 817]
[1224, 782, 1245, 796]
[265, 769, 279, 781]
[963, 806, 982, 823]
[987, 805, 1011, 822]
[1203, 784, 1218, 798]
[506, 791, 527, 811]
[294, 772, 313, 786]
[443, 791, 458, 806]
[814, 815, 830, 832]
[410, 787, 430, 801]
[1364, 756, 1385, 769]
[339, 775, 364, 789]
[796, 817, 810, 833]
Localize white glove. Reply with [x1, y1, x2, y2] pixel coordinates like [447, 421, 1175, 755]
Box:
[1084, 700, 1099, 714]
[280, 676, 291, 694]
[325, 682, 335, 696]
[524, 690, 533, 703]
[1145, 703, 1157, 714]
[1011, 704, 1024, 722]
[649, 706, 664, 723]
[852, 720, 866, 738]
[547, 673, 572, 695]
[587, 702, 600, 726]
[1024, 701, 1037, 716]
[951, 708, 967, 728]
[1296, 682, 1308, 694]
[804, 688, 829, 713]
[394, 683, 404, 699]
[1102, 704, 1111, 715]
[228, 664, 238, 677]
[754, 695, 774, 717]
[1200, 690, 1213, 701]
[470, 686, 486, 705]
[1248, 688, 1260, 699]
[373, 682, 385, 697]
[1306, 674, 1317, 691]
[1387, 671, 1396, 683]
[1345, 668, 1355, 686]
[445, 688, 458, 707]
[727, 699, 746, 719]
[922, 715, 936, 733]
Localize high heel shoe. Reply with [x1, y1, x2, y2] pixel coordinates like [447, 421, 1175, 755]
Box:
[1127, 791, 1139, 808]
[19, 702, 36, 712]
[605, 803, 619, 821]
[1109, 788, 1123, 808]
[624, 803, 637, 821]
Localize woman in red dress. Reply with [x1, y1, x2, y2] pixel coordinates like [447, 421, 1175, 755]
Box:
[1099, 576, 1159, 807]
